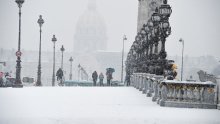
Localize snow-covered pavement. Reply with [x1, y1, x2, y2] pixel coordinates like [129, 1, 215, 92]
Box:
[0, 87, 219, 124]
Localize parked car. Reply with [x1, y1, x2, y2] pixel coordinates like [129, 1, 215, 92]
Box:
[22, 77, 34, 83]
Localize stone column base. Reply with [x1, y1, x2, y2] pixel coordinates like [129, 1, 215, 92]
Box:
[142, 89, 146, 94]
[152, 96, 157, 102]
[157, 98, 161, 104]
[146, 89, 153, 97]
[160, 101, 217, 109]
[139, 88, 143, 91]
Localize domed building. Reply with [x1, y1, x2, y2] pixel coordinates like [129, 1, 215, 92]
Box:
[74, 0, 107, 53]
[72, 0, 122, 82]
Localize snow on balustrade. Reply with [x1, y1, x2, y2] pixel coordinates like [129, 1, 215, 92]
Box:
[131, 73, 219, 109]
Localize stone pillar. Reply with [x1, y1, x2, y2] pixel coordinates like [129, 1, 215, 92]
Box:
[146, 78, 154, 97]
[139, 73, 144, 91]
[159, 84, 167, 106]
[142, 74, 148, 94]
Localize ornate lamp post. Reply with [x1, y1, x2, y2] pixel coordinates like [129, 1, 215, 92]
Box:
[121, 35, 127, 84]
[52, 35, 57, 86]
[151, 8, 161, 55]
[157, 0, 172, 76]
[179, 38, 184, 81]
[14, 0, 24, 88]
[36, 15, 44, 86]
[69, 57, 73, 80]
[60, 45, 65, 69]
[59, 45, 65, 86]
[159, 0, 172, 60]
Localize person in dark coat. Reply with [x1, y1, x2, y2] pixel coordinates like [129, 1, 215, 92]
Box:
[106, 68, 114, 86]
[56, 68, 63, 81]
[92, 71, 98, 86]
[56, 68, 64, 86]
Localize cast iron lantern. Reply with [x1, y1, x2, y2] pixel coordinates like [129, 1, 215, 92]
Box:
[151, 7, 161, 23]
[15, 0, 24, 8]
[159, 0, 172, 20]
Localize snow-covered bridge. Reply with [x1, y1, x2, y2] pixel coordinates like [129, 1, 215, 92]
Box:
[0, 87, 220, 124]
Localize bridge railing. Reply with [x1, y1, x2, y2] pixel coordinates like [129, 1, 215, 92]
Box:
[217, 76, 220, 109]
[131, 73, 219, 109]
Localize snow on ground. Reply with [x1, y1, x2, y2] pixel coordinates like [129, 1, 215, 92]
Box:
[0, 87, 220, 124]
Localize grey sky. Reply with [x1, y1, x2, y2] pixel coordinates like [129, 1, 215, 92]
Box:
[0, 0, 220, 58]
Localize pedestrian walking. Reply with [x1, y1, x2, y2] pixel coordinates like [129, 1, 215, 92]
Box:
[92, 71, 98, 86]
[99, 72, 104, 86]
[56, 68, 64, 86]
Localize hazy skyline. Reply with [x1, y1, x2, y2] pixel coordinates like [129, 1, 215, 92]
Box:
[0, 0, 220, 58]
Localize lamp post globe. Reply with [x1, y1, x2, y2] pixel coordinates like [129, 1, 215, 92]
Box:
[52, 35, 57, 86]
[36, 15, 44, 86]
[14, 0, 24, 88]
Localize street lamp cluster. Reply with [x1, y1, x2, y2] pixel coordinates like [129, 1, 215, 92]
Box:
[14, 0, 70, 87]
[125, 0, 174, 82]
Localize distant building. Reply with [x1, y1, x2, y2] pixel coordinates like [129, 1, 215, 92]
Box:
[74, 0, 107, 53]
[73, 0, 123, 81]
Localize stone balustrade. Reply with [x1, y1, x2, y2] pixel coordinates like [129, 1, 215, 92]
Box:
[131, 73, 155, 96]
[131, 73, 218, 109]
[159, 80, 217, 109]
[217, 76, 220, 110]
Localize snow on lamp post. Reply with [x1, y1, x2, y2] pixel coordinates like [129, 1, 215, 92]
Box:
[36, 15, 44, 86]
[14, 0, 24, 88]
[52, 35, 57, 86]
